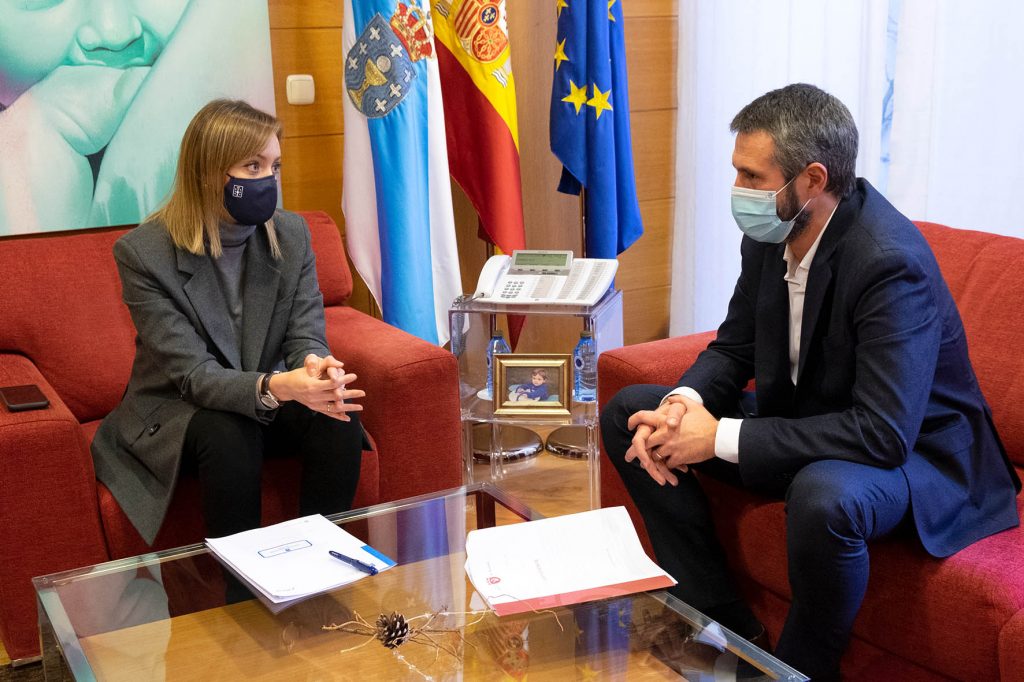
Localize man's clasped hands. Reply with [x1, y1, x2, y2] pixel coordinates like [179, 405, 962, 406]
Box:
[624, 395, 720, 486]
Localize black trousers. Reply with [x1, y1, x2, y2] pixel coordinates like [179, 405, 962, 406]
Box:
[601, 384, 911, 682]
[182, 402, 363, 539]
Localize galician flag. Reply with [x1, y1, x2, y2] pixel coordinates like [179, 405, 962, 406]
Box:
[550, 0, 643, 258]
[430, 0, 526, 257]
[342, 0, 462, 345]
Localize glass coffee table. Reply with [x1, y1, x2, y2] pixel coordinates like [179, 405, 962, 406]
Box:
[34, 484, 806, 680]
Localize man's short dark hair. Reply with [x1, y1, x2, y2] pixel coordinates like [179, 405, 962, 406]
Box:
[730, 83, 858, 198]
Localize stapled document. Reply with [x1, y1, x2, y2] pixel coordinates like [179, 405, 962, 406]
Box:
[465, 506, 676, 616]
[207, 514, 395, 607]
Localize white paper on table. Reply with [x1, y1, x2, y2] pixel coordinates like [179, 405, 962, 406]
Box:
[207, 514, 395, 603]
[465, 506, 675, 616]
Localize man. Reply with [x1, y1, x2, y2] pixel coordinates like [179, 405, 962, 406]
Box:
[601, 83, 1020, 680]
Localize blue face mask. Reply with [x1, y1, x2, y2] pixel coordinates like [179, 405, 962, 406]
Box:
[730, 177, 810, 243]
[224, 174, 278, 226]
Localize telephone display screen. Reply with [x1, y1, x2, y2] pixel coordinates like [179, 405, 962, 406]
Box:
[510, 250, 572, 274]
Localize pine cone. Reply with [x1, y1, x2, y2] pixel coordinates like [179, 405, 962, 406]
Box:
[375, 612, 410, 649]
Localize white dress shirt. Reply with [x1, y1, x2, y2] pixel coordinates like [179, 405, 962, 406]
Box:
[665, 204, 839, 463]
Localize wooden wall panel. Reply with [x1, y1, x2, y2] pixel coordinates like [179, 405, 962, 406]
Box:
[268, 0, 342, 28]
[270, 28, 345, 138]
[279, 134, 344, 229]
[624, 285, 671, 345]
[632, 109, 676, 202]
[625, 17, 678, 112]
[624, 0, 678, 18]
[617, 198, 673, 292]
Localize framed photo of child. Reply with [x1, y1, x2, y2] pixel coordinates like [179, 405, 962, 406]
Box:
[492, 354, 572, 418]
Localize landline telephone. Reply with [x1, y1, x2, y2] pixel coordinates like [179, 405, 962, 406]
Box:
[473, 250, 618, 306]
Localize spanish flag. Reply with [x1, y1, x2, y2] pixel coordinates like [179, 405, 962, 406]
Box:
[431, 0, 526, 257]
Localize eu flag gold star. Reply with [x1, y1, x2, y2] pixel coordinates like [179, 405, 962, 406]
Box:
[556, 0, 568, 18]
[608, 0, 617, 21]
[587, 85, 613, 119]
[554, 38, 569, 70]
[562, 80, 589, 114]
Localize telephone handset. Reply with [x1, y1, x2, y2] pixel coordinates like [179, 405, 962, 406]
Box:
[474, 250, 618, 306]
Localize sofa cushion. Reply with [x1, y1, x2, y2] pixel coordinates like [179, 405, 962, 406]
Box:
[304, 210, 353, 307]
[699, 471, 1024, 682]
[917, 222, 1024, 467]
[0, 229, 134, 424]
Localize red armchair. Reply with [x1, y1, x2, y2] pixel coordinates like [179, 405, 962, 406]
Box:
[599, 222, 1024, 681]
[0, 211, 462, 662]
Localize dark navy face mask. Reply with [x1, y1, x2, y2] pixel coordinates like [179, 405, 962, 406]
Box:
[223, 175, 278, 225]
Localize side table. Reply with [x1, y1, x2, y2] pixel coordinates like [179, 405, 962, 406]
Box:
[449, 291, 623, 512]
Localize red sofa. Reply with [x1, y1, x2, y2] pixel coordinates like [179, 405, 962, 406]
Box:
[0, 211, 463, 662]
[599, 222, 1024, 681]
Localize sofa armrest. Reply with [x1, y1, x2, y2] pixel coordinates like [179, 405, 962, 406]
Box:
[0, 354, 109, 660]
[597, 331, 716, 408]
[322, 308, 462, 502]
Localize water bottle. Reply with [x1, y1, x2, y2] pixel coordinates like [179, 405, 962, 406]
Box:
[573, 330, 597, 402]
[485, 330, 511, 399]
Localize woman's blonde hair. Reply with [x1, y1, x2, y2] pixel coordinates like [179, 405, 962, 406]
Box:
[150, 99, 282, 258]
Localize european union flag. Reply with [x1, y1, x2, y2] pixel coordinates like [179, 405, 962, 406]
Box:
[550, 0, 643, 259]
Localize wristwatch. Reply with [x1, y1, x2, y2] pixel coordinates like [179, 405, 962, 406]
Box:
[259, 372, 281, 409]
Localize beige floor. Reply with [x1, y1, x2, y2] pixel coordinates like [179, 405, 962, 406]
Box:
[470, 444, 594, 518]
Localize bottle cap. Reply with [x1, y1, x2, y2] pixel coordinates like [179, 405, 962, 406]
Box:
[580, 330, 593, 338]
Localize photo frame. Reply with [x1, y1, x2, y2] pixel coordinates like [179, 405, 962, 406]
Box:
[493, 353, 572, 417]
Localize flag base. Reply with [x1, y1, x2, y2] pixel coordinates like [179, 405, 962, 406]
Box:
[471, 423, 543, 462]
[545, 424, 591, 460]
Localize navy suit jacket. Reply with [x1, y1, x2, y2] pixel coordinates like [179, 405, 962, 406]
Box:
[680, 179, 1020, 557]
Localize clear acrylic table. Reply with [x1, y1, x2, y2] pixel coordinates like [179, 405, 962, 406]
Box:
[449, 291, 624, 513]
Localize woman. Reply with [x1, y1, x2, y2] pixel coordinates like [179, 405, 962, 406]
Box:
[92, 99, 365, 547]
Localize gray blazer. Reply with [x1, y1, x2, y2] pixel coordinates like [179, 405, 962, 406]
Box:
[92, 210, 331, 545]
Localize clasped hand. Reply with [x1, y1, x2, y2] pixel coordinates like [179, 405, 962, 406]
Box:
[267, 354, 365, 421]
[624, 395, 718, 486]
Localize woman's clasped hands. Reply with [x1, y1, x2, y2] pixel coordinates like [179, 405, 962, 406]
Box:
[267, 354, 365, 421]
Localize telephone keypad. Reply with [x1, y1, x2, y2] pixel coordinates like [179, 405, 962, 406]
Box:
[500, 279, 526, 299]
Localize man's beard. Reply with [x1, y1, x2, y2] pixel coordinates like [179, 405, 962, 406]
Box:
[779, 183, 812, 244]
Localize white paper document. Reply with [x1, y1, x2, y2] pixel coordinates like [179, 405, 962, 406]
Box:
[465, 506, 675, 616]
[207, 514, 395, 606]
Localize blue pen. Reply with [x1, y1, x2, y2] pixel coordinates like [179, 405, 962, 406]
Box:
[329, 550, 378, 575]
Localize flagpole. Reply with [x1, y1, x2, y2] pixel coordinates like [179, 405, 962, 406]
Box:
[579, 189, 592, 333]
[547, 188, 592, 461]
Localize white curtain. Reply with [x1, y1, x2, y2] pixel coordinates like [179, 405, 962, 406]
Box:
[886, 0, 1024, 237]
[671, 0, 891, 335]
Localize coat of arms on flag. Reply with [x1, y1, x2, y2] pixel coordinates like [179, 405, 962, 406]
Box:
[434, 0, 508, 63]
[345, 4, 434, 118]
